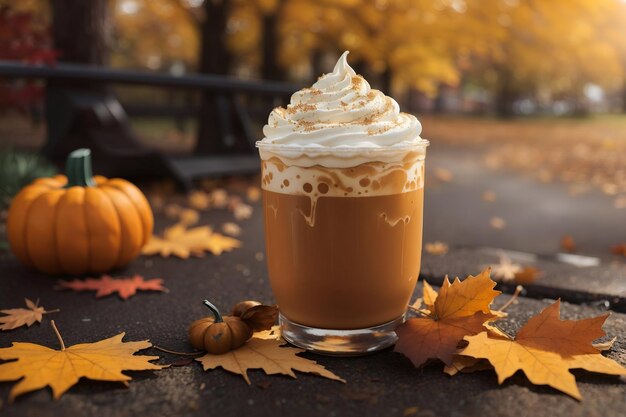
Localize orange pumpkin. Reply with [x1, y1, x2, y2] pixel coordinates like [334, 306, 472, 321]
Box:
[7, 148, 153, 275]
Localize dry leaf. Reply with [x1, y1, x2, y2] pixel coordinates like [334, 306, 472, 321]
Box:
[254, 325, 282, 340]
[232, 303, 279, 332]
[490, 217, 506, 230]
[482, 191, 497, 202]
[610, 244, 626, 256]
[222, 222, 242, 237]
[422, 281, 438, 311]
[395, 268, 500, 367]
[57, 275, 167, 300]
[424, 241, 449, 256]
[491, 255, 522, 282]
[210, 189, 229, 209]
[613, 196, 626, 209]
[0, 321, 165, 401]
[246, 186, 261, 203]
[188, 191, 211, 210]
[434, 168, 453, 182]
[164, 204, 183, 219]
[178, 209, 200, 226]
[561, 235, 576, 252]
[142, 225, 241, 258]
[196, 337, 345, 385]
[234, 203, 253, 220]
[514, 266, 543, 284]
[0, 299, 58, 331]
[593, 337, 617, 351]
[459, 300, 626, 400]
[443, 355, 492, 376]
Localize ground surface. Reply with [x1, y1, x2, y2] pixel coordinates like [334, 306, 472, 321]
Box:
[0, 115, 625, 416]
[0, 172, 625, 417]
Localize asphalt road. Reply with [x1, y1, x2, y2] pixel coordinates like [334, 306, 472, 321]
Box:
[423, 143, 624, 258]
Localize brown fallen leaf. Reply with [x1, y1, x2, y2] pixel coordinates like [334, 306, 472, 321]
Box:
[459, 300, 626, 400]
[482, 190, 497, 202]
[561, 235, 576, 252]
[613, 195, 626, 209]
[164, 204, 183, 219]
[491, 255, 522, 282]
[0, 299, 59, 331]
[610, 244, 626, 256]
[490, 217, 506, 230]
[233, 203, 254, 220]
[222, 222, 242, 237]
[513, 266, 543, 284]
[395, 268, 500, 367]
[164, 204, 199, 226]
[254, 325, 282, 340]
[424, 241, 449, 256]
[188, 190, 211, 210]
[0, 321, 165, 402]
[434, 168, 454, 182]
[57, 275, 167, 300]
[210, 189, 229, 209]
[142, 224, 241, 258]
[196, 337, 345, 385]
[178, 208, 200, 226]
[246, 186, 261, 203]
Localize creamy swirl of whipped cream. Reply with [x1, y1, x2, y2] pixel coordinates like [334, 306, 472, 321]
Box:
[257, 51, 427, 168]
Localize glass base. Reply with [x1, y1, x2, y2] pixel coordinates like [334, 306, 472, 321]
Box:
[279, 313, 405, 356]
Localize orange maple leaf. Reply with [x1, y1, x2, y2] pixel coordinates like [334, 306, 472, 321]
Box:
[57, 275, 167, 300]
[459, 300, 626, 400]
[395, 268, 500, 367]
[610, 243, 626, 256]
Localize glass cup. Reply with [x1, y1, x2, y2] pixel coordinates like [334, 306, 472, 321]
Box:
[257, 142, 428, 355]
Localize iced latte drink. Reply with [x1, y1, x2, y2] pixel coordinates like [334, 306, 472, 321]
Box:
[257, 52, 428, 354]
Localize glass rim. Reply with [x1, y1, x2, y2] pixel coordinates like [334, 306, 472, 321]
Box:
[255, 139, 430, 154]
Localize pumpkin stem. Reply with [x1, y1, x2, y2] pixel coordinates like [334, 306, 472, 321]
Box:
[203, 300, 224, 323]
[65, 148, 95, 187]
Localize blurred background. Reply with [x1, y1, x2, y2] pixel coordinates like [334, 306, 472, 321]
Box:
[0, 0, 625, 256]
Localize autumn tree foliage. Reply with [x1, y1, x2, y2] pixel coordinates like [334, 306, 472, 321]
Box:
[0, 3, 56, 111]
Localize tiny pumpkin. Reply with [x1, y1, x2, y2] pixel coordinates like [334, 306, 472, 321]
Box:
[188, 300, 253, 354]
[7, 148, 153, 275]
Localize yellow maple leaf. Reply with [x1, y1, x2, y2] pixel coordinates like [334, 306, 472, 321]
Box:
[196, 337, 345, 384]
[142, 224, 241, 258]
[395, 268, 500, 367]
[0, 299, 58, 331]
[459, 301, 626, 400]
[0, 321, 165, 401]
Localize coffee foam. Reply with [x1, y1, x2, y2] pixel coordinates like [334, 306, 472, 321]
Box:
[261, 153, 424, 198]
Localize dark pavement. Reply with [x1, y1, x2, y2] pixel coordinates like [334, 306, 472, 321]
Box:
[0, 146, 625, 416]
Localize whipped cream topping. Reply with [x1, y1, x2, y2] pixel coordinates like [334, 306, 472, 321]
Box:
[258, 51, 427, 168]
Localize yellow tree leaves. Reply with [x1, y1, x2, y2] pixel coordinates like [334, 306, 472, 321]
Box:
[459, 301, 626, 400]
[57, 275, 168, 300]
[0, 321, 165, 402]
[394, 269, 500, 367]
[142, 224, 241, 258]
[197, 334, 345, 385]
[0, 299, 58, 331]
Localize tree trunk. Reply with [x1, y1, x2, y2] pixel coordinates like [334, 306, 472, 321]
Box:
[380, 67, 392, 96]
[196, 0, 231, 154]
[494, 69, 517, 119]
[51, 0, 109, 65]
[622, 76, 626, 113]
[260, 1, 285, 81]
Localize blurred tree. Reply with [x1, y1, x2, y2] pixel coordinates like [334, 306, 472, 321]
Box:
[111, 0, 198, 70]
[463, 0, 625, 117]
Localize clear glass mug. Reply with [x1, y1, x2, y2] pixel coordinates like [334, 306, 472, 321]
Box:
[257, 142, 428, 355]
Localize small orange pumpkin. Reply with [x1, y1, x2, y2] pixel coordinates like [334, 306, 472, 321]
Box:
[188, 300, 252, 354]
[7, 148, 153, 275]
